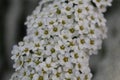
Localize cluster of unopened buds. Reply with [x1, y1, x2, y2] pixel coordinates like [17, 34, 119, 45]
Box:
[10, 0, 112, 80]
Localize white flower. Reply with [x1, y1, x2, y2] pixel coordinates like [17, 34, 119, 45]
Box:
[32, 38, 45, 51]
[67, 25, 77, 37]
[59, 29, 72, 43]
[83, 73, 93, 80]
[55, 40, 69, 54]
[25, 16, 36, 28]
[41, 56, 57, 71]
[45, 44, 56, 56]
[58, 54, 71, 66]
[50, 26, 62, 36]
[87, 24, 99, 38]
[62, 2, 74, 15]
[76, 35, 89, 49]
[51, 67, 63, 80]
[75, 20, 89, 35]
[83, 2, 94, 13]
[20, 42, 33, 56]
[74, 5, 87, 21]
[47, 17, 57, 28]
[13, 56, 23, 71]
[58, 15, 73, 26]
[63, 64, 74, 78]
[88, 38, 102, 50]
[87, 11, 98, 24]
[74, 71, 84, 80]
[11, 45, 22, 61]
[41, 28, 51, 38]
[92, 0, 112, 12]
[70, 51, 84, 63]
[32, 49, 44, 58]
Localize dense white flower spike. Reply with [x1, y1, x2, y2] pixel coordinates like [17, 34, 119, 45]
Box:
[10, 0, 112, 80]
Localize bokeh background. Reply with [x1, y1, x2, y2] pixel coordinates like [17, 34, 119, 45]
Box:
[0, 0, 120, 80]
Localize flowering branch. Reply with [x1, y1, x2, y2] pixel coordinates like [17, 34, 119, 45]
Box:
[10, 0, 112, 80]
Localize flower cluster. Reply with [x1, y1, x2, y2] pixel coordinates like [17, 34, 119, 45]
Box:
[10, 0, 112, 80]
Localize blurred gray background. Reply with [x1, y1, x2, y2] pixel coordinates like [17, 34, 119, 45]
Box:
[0, 0, 120, 80]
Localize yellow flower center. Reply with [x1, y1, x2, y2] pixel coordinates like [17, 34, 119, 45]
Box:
[63, 57, 69, 62]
